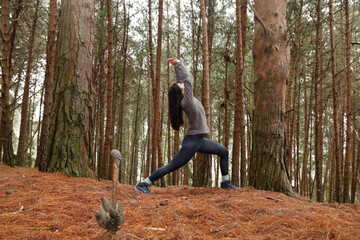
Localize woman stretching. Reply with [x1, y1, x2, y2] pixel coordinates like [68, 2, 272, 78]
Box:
[135, 58, 237, 194]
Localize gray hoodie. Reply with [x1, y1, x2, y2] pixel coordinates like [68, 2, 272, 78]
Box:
[174, 62, 210, 136]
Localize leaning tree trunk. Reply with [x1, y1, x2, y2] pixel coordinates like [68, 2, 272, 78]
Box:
[249, 0, 295, 197]
[44, 0, 95, 177]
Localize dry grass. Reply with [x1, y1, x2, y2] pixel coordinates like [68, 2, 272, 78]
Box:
[1, 164, 360, 240]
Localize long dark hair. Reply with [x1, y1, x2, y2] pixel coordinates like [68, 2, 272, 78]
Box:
[168, 83, 184, 130]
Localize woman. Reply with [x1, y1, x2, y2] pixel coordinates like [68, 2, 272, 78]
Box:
[135, 58, 237, 194]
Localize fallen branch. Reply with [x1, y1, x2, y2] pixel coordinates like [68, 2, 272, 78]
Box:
[0, 206, 24, 216]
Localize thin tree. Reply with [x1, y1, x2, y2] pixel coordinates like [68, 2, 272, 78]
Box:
[314, 0, 324, 202]
[147, 0, 155, 176]
[287, 0, 303, 185]
[192, 0, 212, 187]
[130, 78, 142, 185]
[232, 0, 245, 188]
[151, 0, 164, 184]
[17, 0, 40, 166]
[329, 0, 341, 203]
[249, 0, 295, 197]
[44, 0, 95, 177]
[343, 0, 352, 203]
[300, 74, 312, 197]
[117, 0, 129, 183]
[171, 0, 181, 186]
[166, 1, 172, 186]
[103, 0, 115, 179]
[36, 0, 57, 171]
[96, 0, 106, 179]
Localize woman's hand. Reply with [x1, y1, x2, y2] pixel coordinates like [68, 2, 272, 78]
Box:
[167, 58, 180, 66]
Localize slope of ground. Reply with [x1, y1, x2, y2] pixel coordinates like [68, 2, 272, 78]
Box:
[1, 164, 360, 240]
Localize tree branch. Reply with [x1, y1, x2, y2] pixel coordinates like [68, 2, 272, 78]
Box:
[245, 0, 268, 34]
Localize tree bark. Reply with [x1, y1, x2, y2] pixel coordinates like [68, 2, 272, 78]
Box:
[36, 0, 58, 171]
[45, 0, 95, 177]
[329, 0, 341, 203]
[300, 76, 311, 197]
[151, 0, 163, 183]
[117, 0, 129, 183]
[130, 78, 142, 185]
[343, 0, 352, 203]
[287, 0, 303, 186]
[0, 0, 15, 166]
[103, 0, 115, 180]
[17, 0, 41, 166]
[166, 4, 172, 185]
[351, 134, 360, 203]
[250, 0, 295, 197]
[96, 0, 106, 179]
[193, 0, 212, 187]
[314, 0, 324, 202]
[232, 0, 245, 188]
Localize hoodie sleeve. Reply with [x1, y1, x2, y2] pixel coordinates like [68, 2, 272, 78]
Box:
[174, 62, 194, 108]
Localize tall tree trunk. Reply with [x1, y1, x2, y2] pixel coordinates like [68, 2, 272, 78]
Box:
[36, 0, 57, 170]
[300, 76, 311, 196]
[314, 0, 324, 202]
[117, 0, 129, 183]
[145, 65, 152, 178]
[171, 0, 182, 186]
[193, 0, 212, 187]
[151, 0, 163, 184]
[1, 0, 24, 164]
[96, 0, 106, 179]
[329, 0, 341, 203]
[166, 3, 172, 185]
[250, 0, 295, 197]
[103, 0, 115, 179]
[148, 0, 156, 175]
[232, 0, 245, 188]
[287, 0, 303, 186]
[240, 0, 247, 187]
[0, 0, 14, 166]
[17, 0, 40, 166]
[45, 0, 95, 177]
[343, 0, 352, 203]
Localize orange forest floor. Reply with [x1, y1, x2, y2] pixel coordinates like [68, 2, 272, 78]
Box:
[1, 164, 360, 240]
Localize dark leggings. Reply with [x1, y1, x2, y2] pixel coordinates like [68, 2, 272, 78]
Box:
[149, 135, 229, 183]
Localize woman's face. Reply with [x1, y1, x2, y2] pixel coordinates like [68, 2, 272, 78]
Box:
[177, 83, 184, 95]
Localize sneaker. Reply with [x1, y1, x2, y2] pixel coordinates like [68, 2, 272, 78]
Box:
[220, 180, 238, 189]
[134, 182, 152, 194]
